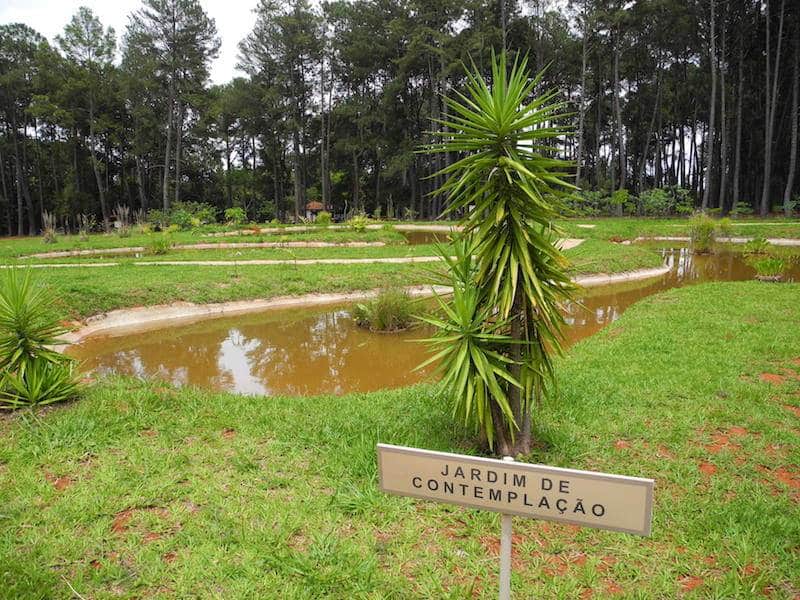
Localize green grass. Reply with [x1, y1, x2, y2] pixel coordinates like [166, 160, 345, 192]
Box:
[0, 282, 798, 598]
[0, 228, 407, 262]
[9, 240, 663, 322]
[556, 217, 800, 241]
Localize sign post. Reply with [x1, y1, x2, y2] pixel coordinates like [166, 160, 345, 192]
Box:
[377, 444, 654, 598]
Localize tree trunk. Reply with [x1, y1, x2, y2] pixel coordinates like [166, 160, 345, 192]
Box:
[732, 39, 744, 212]
[783, 35, 799, 216]
[760, 0, 786, 216]
[0, 148, 11, 236]
[293, 129, 303, 221]
[136, 156, 148, 211]
[718, 13, 728, 212]
[575, 0, 589, 186]
[163, 81, 174, 211]
[173, 100, 184, 207]
[613, 32, 626, 192]
[701, 0, 717, 211]
[88, 94, 110, 231]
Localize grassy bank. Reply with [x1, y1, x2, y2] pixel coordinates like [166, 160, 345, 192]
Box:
[20, 240, 662, 322]
[1, 282, 798, 598]
[557, 217, 800, 241]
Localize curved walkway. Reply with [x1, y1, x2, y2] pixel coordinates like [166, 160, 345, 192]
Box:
[59, 263, 667, 346]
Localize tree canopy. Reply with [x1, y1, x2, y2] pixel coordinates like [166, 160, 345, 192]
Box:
[1, 0, 799, 235]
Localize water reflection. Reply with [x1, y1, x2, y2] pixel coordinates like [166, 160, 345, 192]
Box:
[70, 248, 799, 396]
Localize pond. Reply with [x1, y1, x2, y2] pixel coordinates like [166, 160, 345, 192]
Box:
[68, 248, 799, 396]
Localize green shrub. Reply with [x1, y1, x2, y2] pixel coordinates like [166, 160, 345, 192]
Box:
[730, 203, 754, 217]
[224, 207, 246, 225]
[353, 288, 414, 332]
[748, 256, 786, 280]
[348, 214, 369, 233]
[0, 270, 81, 409]
[315, 211, 332, 226]
[638, 188, 671, 216]
[743, 237, 771, 255]
[690, 213, 717, 253]
[373, 205, 382, 220]
[147, 234, 172, 255]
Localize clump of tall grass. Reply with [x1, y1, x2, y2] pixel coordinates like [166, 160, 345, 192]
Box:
[77, 213, 95, 241]
[41, 211, 57, 244]
[689, 213, 716, 253]
[353, 288, 415, 332]
[113, 204, 132, 237]
[743, 237, 771, 255]
[146, 233, 172, 255]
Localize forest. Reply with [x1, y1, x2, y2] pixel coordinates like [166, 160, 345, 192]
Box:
[0, 0, 799, 236]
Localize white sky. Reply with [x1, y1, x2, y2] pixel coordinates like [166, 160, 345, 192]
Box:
[0, 0, 258, 84]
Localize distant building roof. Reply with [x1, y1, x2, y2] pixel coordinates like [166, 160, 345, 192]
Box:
[306, 201, 324, 211]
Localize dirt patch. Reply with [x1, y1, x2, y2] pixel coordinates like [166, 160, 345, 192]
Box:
[705, 432, 741, 454]
[162, 551, 178, 563]
[760, 373, 787, 385]
[698, 462, 717, 476]
[222, 428, 236, 439]
[140, 429, 158, 437]
[613, 439, 631, 450]
[603, 579, 624, 595]
[783, 404, 800, 417]
[45, 472, 74, 491]
[657, 445, 675, 459]
[679, 575, 705, 592]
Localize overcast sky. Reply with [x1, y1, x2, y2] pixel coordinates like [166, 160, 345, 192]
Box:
[0, 0, 258, 84]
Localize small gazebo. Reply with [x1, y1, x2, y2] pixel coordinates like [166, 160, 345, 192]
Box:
[305, 201, 324, 221]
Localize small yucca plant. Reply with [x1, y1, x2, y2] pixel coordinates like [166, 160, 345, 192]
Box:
[0, 270, 81, 409]
[419, 52, 576, 455]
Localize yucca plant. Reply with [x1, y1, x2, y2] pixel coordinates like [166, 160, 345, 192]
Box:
[420, 53, 576, 455]
[0, 270, 81, 409]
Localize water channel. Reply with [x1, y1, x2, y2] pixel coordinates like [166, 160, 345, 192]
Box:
[68, 247, 799, 396]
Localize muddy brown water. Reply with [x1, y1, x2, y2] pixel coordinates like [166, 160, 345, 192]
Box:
[69, 248, 799, 396]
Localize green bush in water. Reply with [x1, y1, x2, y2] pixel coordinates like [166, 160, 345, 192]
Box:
[748, 256, 786, 280]
[743, 237, 771, 255]
[0, 270, 81, 409]
[689, 213, 717, 253]
[353, 289, 415, 332]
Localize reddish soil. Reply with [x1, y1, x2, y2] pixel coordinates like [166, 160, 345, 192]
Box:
[741, 564, 759, 577]
[111, 509, 135, 533]
[143, 532, 162, 543]
[705, 432, 741, 454]
[699, 462, 717, 476]
[140, 429, 158, 437]
[783, 405, 800, 417]
[760, 373, 787, 385]
[604, 580, 624, 595]
[613, 439, 631, 450]
[657, 445, 675, 459]
[727, 426, 748, 437]
[222, 428, 237, 439]
[679, 575, 705, 592]
[162, 551, 178, 563]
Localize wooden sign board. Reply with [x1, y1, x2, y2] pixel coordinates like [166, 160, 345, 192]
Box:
[378, 443, 654, 536]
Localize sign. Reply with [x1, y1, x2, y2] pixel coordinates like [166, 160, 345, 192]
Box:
[378, 443, 654, 536]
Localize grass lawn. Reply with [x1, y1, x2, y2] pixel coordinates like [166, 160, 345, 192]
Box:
[556, 217, 800, 241]
[1, 281, 798, 598]
[17, 239, 663, 322]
